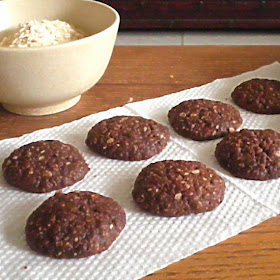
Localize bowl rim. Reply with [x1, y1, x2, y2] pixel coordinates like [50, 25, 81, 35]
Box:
[0, 0, 120, 52]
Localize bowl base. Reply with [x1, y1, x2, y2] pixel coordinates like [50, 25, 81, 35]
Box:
[2, 95, 81, 116]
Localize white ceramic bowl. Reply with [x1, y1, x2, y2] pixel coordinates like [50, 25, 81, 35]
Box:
[0, 0, 119, 115]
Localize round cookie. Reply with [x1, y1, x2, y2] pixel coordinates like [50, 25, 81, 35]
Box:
[231, 79, 280, 114]
[2, 140, 89, 193]
[85, 116, 170, 161]
[168, 99, 242, 141]
[215, 129, 280, 180]
[132, 160, 225, 217]
[25, 191, 126, 259]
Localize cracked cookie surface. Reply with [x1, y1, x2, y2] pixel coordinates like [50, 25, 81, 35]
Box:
[168, 99, 242, 141]
[25, 191, 126, 258]
[132, 160, 225, 217]
[86, 116, 170, 161]
[215, 129, 280, 180]
[231, 79, 280, 114]
[2, 140, 89, 193]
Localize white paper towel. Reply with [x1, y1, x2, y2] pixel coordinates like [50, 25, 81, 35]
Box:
[0, 62, 279, 280]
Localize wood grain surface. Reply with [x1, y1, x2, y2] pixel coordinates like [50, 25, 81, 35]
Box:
[0, 46, 280, 279]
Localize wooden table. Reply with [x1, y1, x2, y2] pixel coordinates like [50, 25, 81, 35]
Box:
[1, 46, 280, 279]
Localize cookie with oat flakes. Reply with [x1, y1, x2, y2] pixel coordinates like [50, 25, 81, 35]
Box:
[215, 129, 280, 180]
[168, 99, 242, 141]
[25, 191, 126, 258]
[2, 140, 89, 193]
[231, 79, 280, 114]
[85, 116, 170, 161]
[132, 160, 225, 217]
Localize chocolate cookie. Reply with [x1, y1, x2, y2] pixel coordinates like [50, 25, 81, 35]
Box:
[215, 129, 280, 180]
[25, 191, 126, 259]
[2, 140, 89, 193]
[132, 160, 225, 217]
[231, 79, 280, 114]
[86, 116, 170, 161]
[168, 99, 242, 141]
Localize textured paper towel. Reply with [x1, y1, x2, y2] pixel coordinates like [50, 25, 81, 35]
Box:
[0, 63, 279, 280]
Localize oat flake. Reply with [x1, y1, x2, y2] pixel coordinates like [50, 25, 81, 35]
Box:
[0, 19, 85, 48]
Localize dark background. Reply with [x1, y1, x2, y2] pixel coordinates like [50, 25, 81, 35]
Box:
[102, 0, 280, 30]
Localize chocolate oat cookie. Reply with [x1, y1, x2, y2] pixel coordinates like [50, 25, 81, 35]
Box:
[215, 129, 280, 180]
[231, 79, 280, 114]
[168, 99, 242, 141]
[2, 140, 89, 193]
[132, 160, 225, 217]
[25, 191, 126, 259]
[86, 116, 170, 161]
